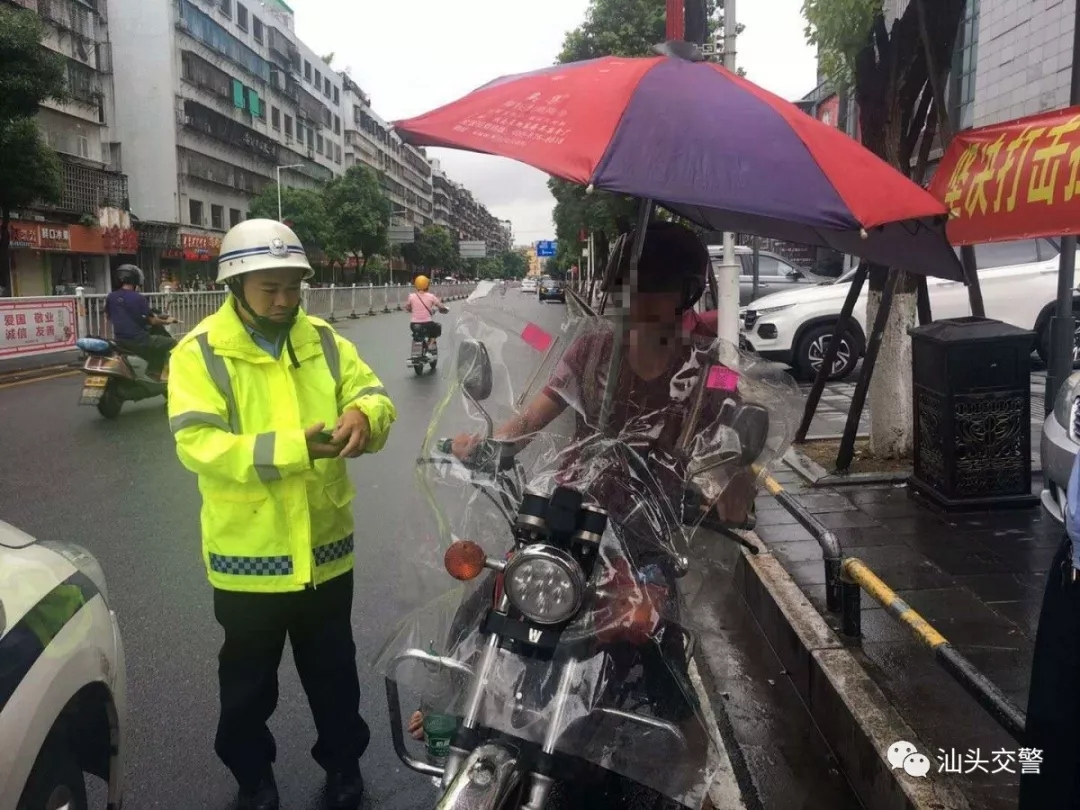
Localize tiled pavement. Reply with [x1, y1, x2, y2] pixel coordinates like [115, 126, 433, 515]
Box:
[753, 467, 1056, 810]
[801, 369, 1049, 466]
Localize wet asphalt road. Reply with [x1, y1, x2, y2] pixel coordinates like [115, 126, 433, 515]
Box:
[0, 290, 865, 810]
[0, 290, 571, 810]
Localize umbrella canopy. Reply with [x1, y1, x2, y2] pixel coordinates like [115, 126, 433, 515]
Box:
[395, 55, 964, 281]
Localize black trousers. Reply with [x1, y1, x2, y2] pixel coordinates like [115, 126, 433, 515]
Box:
[1019, 534, 1080, 809]
[213, 572, 370, 789]
[116, 334, 176, 378]
[410, 321, 442, 340]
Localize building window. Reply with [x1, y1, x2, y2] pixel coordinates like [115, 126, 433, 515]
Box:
[271, 106, 280, 130]
[324, 77, 330, 98]
[230, 208, 242, 227]
[189, 199, 204, 226]
[313, 68, 321, 89]
[218, 0, 231, 18]
[335, 144, 342, 164]
[334, 114, 340, 135]
[333, 85, 339, 105]
[307, 127, 314, 148]
[950, 0, 979, 130]
[211, 204, 224, 230]
[252, 16, 263, 43]
[317, 134, 324, 154]
[304, 60, 311, 81]
[285, 114, 293, 138]
[236, 3, 248, 31]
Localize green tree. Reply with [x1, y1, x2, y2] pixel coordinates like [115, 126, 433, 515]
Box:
[804, 0, 966, 458]
[550, 0, 738, 276]
[323, 164, 391, 270]
[501, 250, 529, 280]
[248, 184, 329, 253]
[416, 225, 458, 273]
[0, 7, 67, 295]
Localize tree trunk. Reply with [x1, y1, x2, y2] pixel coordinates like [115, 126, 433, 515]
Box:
[0, 206, 11, 296]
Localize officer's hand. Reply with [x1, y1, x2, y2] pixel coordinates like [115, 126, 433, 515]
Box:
[333, 409, 370, 458]
[305, 422, 342, 460]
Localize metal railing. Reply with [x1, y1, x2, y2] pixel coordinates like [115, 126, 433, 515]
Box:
[70, 282, 475, 342]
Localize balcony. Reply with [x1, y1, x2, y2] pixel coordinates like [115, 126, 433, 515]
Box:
[38, 0, 95, 39]
[179, 147, 271, 196]
[39, 153, 129, 215]
[180, 99, 280, 163]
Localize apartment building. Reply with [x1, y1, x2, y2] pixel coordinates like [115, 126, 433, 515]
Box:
[107, 0, 344, 287]
[5, 0, 133, 297]
[341, 74, 434, 229]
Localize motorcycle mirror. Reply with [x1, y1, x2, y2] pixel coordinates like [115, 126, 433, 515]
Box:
[457, 339, 493, 403]
[731, 404, 770, 465]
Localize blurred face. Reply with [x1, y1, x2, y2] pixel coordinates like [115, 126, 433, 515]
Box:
[240, 266, 305, 322]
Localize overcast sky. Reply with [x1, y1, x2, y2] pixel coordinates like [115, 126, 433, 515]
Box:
[291, 0, 818, 245]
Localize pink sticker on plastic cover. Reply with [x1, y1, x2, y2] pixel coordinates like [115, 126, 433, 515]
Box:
[521, 323, 553, 352]
[707, 366, 740, 391]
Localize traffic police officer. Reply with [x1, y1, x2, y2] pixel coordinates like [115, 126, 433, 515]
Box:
[167, 219, 396, 810]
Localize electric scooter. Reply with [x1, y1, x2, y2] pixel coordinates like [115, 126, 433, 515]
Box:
[76, 317, 177, 419]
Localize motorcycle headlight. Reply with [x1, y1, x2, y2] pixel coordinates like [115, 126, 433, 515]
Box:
[503, 546, 585, 625]
[39, 540, 109, 605]
[1053, 371, 1080, 442]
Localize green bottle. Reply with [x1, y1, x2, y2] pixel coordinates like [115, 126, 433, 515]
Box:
[422, 641, 458, 766]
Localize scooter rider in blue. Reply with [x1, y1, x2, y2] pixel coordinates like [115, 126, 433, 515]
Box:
[104, 264, 178, 381]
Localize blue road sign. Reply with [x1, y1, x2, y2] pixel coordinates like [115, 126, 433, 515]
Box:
[536, 240, 557, 257]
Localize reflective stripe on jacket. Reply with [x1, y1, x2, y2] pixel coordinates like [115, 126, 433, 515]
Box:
[166, 297, 396, 592]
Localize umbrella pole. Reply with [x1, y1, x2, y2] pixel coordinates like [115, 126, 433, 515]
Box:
[795, 262, 869, 443]
[599, 198, 653, 434]
[836, 268, 902, 472]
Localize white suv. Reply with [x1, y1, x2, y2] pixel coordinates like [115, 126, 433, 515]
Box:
[0, 522, 125, 810]
[739, 239, 1074, 380]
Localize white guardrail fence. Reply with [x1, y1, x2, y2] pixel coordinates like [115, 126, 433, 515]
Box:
[0, 282, 476, 366]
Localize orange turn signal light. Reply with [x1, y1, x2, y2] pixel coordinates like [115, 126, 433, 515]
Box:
[444, 540, 487, 581]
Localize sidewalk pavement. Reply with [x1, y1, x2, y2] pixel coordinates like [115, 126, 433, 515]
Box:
[753, 468, 1055, 810]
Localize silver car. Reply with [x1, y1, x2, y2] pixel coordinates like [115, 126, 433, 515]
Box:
[1042, 371, 1080, 521]
[705, 246, 827, 306]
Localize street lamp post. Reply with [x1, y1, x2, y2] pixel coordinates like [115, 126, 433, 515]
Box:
[275, 164, 305, 222]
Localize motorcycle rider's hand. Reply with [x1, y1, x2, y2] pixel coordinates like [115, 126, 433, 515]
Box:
[407, 710, 425, 741]
[333, 408, 370, 458]
[305, 422, 342, 460]
[450, 432, 482, 463]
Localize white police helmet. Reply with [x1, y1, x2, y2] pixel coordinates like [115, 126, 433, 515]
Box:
[216, 219, 314, 283]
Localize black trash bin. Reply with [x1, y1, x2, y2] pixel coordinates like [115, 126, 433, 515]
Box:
[908, 316, 1038, 512]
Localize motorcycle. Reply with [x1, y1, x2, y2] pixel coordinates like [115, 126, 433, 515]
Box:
[379, 294, 800, 809]
[76, 316, 176, 419]
[409, 306, 450, 377]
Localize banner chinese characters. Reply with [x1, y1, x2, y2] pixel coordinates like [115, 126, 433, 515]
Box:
[0, 299, 77, 359]
[929, 106, 1080, 245]
[180, 232, 222, 262]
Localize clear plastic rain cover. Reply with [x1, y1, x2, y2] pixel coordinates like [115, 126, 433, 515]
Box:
[376, 281, 802, 807]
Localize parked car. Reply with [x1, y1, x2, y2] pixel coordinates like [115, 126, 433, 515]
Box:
[521, 277, 538, 294]
[703, 245, 825, 306]
[1041, 371, 1080, 522]
[0, 522, 125, 810]
[740, 238, 1077, 381]
[538, 275, 565, 303]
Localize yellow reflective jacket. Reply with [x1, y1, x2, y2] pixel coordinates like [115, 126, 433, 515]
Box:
[167, 297, 396, 592]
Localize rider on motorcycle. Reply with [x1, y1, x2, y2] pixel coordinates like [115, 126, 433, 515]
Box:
[104, 264, 178, 381]
[409, 221, 756, 806]
[405, 275, 448, 353]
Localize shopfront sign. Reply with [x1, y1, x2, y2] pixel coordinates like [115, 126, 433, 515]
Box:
[181, 233, 222, 261]
[5, 221, 127, 254]
[0, 298, 78, 359]
[101, 226, 140, 254]
[930, 105, 1080, 245]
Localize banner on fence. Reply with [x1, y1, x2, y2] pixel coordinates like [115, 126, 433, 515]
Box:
[0, 298, 78, 359]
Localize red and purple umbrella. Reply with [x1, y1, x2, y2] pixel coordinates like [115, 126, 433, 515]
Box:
[395, 55, 964, 281]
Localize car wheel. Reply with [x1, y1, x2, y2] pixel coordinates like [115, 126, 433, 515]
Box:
[18, 738, 88, 810]
[1036, 307, 1080, 366]
[796, 324, 859, 381]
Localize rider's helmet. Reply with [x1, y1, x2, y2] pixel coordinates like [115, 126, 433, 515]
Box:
[414, 275, 430, 292]
[601, 220, 708, 313]
[216, 219, 314, 338]
[116, 264, 144, 288]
